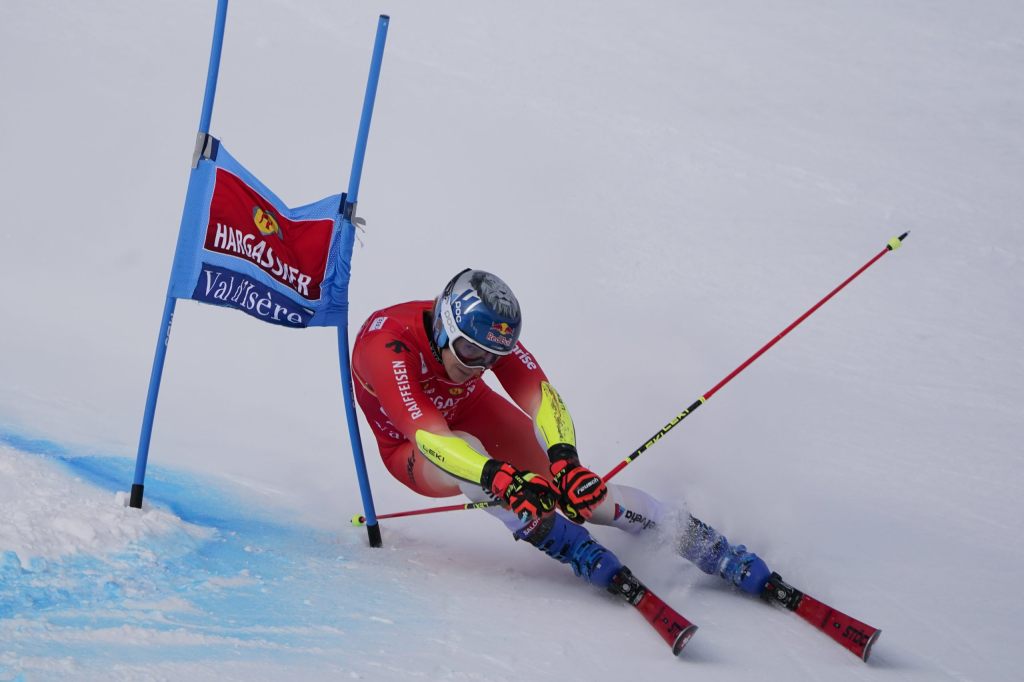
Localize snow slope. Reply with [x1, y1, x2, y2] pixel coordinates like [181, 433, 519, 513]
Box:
[1, 1, 1022, 680]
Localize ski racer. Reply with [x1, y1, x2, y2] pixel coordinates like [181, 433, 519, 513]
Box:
[351, 268, 771, 597]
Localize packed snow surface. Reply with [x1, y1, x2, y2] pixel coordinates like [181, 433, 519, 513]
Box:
[2, 1, 1021, 680]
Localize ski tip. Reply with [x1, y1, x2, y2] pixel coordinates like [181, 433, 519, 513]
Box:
[862, 628, 881, 663]
[672, 624, 698, 656]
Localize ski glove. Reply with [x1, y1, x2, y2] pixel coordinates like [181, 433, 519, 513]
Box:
[548, 449, 608, 524]
[481, 460, 558, 522]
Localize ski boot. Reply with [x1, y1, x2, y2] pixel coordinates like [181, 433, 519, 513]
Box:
[718, 543, 771, 595]
[679, 515, 771, 595]
[515, 512, 622, 587]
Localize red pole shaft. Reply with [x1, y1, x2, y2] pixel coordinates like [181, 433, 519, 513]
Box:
[603, 233, 907, 482]
[353, 500, 496, 525]
[704, 246, 891, 401]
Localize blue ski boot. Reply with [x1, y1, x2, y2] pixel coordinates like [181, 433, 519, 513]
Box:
[515, 513, 623, 588]
[718, 543, 771, 595]
[678, 515, 771, 595]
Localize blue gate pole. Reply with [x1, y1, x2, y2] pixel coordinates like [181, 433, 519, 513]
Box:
[338, 15, 389, 546]
[130, 0, 231, 509]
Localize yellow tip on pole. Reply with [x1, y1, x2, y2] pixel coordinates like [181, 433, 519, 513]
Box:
[351, 514, 366, 527]
[887, 231, 909, 251]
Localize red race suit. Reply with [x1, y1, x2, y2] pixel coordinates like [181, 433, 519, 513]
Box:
[352, 300, 551, 497]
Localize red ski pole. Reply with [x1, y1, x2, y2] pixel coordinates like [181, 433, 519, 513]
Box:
[603, 231, 907, 481]
[351, 500, 496, 526]
[352, 233, 909, 523]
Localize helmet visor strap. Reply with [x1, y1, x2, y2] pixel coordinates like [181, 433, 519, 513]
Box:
[450, 337, 500, 369]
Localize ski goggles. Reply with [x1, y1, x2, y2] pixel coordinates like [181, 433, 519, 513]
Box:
[450, 336, 501, 369]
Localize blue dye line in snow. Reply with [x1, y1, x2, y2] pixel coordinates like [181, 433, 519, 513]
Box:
[0, 428, 426, 673]
[0, 430, 287, 530]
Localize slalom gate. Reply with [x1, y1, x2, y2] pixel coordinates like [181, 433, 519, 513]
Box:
[130, 0, 389, 547]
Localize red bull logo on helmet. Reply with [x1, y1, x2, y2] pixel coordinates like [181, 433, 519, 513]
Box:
[491, 322, 514, 336]
[485, 321, 516, 348]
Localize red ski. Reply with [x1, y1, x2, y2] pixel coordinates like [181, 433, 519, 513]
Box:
[762, 572, 881, 661]
[610, 567, 698, 656]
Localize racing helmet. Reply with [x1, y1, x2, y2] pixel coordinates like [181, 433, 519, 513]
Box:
[432, 269, 522, 368]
